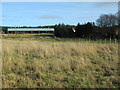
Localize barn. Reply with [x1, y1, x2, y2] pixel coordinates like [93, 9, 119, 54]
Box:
[7, 28, 54, 34]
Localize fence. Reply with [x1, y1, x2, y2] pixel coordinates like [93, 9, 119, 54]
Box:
[61, 38, 118, 44]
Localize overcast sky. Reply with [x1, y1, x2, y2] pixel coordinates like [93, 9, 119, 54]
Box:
[1, 2, 118, 26]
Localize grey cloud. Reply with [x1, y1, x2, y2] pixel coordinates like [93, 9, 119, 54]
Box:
[39, 15, 61, 19]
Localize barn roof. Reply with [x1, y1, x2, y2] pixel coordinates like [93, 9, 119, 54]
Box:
[8, 28, 54, 31]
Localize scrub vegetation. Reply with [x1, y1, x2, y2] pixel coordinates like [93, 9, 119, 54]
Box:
[2, 39, 119, 88]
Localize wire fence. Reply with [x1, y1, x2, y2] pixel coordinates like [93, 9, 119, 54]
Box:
[60, 38, 118, 44]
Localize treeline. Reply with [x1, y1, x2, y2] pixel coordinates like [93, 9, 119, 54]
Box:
[54, 22, 118, 39]
[1, 13, 119, 39]
[54, 13, 119, 39]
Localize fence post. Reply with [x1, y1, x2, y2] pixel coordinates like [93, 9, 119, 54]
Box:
[110, 38, 111, 43]
[89, 39, 90, 43]
[86, 39, 87, 43]
[115, 38, 117, 43]
[97, 39, 98, 43]
[105, 38, 106, 43]
[99, 39, 101, 43]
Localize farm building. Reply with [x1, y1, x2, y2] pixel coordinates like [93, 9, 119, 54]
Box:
[7, 28, 54, 34]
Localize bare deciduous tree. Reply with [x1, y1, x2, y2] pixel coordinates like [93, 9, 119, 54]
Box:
[96, 14, 118, 27]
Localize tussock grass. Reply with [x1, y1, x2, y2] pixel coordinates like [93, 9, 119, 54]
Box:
[2, 39, 119, 88]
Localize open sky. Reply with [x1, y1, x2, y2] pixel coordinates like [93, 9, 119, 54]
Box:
[2, 2, 118, 26]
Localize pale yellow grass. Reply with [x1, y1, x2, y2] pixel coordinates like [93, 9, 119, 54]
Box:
[2, 39, 118, 88]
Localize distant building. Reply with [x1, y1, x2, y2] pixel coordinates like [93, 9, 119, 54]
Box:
[7, 28, 54, 34]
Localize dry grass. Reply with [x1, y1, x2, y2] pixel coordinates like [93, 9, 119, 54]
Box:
[2, 39, 119, 88]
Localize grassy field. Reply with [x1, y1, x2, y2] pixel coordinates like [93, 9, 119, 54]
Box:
[2, 34, 118, 44]
[1, 37, 119, 88]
